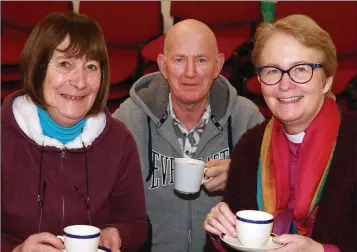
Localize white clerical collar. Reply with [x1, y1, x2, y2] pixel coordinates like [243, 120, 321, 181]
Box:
[284, 130, 305, 144]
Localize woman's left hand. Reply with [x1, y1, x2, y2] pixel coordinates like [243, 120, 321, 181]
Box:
[267, 234, 324, 252]
[100, 227, 122, 252]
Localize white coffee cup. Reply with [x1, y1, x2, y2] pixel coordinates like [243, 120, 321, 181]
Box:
[236, 210, 273, 248]
[174, 158, 212, 194]
[57, 225, 100, 252]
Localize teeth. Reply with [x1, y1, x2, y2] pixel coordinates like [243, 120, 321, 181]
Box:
[278, 97, 302, 102]
[62, 95, 84, 100]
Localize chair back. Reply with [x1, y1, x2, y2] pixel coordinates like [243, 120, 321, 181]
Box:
[79, 1, 163, 48]
[275, 1, 357, 57]
[1, 1, 72, 32]
[170, 1, 261, 37]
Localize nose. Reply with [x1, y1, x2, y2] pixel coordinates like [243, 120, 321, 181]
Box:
[278, 72, 296, 91]
[184, 59, 197, 78]
[71, 68, 87, 90]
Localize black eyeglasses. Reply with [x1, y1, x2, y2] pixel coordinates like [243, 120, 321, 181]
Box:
[256, 63, 323, 85]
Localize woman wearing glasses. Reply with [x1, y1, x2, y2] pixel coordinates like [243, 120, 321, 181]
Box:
[204, 14, 356, 252]
[1, 12, 147, 252]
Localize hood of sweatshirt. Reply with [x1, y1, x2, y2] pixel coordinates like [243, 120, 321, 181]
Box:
[128, 71, 238, 126]
[2, 91, 107, 151]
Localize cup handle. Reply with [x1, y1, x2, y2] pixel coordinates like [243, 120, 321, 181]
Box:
[201, 168, 213, 184]
[56, 236, 65, 252]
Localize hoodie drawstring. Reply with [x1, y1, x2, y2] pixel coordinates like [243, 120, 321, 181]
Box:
[74, 141, 91, 225]
[146, 112, 169, 181]
[227, 116, 233, 155]
[211, 114, 233, 155]
[146, 116, 154, 182]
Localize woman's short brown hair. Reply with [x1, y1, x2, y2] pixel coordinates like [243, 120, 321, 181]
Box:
[20, 12, 110, 116]
[252, 14, 337, 98]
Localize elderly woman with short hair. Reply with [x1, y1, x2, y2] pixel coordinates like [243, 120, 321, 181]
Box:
[1, 12, 147, 252]
[204, 14, 356, 252]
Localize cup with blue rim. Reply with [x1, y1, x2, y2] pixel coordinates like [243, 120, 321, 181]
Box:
[236, 210, 274, 248]
[57, 225, 102, 252]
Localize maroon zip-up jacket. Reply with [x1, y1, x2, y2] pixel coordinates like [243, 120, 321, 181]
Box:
[1, 92, 148, 251]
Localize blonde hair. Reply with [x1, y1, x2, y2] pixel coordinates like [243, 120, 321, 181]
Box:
[252, 14, 337, 99]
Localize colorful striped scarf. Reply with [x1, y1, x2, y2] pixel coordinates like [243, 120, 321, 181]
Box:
[256, 98, 340, 235]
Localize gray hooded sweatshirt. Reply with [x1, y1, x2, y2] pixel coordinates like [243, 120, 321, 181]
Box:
[113, 72, 265, 252]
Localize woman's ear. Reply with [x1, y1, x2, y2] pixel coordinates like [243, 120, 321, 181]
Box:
[322, 76, 333, 95]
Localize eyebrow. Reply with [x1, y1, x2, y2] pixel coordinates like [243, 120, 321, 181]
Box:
[173, 54, 186, 58]
[52, 48, 83, 60]
[195, 54, 210, 59]
[52, 53, 73, 61]
[263, 61, 311, 68]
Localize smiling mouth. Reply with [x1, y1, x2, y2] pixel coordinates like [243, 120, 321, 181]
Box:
[182, 83, 197, 86]
[277, 96, 303, 103]
[61, 94, 85, 100]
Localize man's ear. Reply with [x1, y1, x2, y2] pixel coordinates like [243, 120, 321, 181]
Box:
[213, 53, 225, 79]
[322, 76, 333, 95]
[157, 54, 168, 79]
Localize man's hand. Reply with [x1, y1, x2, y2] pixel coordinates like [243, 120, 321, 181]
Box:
[13, 232, 64, 252]
[203, 159, 231, 192]
[100, 227, 122, 252]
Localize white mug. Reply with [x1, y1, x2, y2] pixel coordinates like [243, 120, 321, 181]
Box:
[174, 158, 212, 194]
[57, 225, 100, 252]
[236, 210, 273, 248]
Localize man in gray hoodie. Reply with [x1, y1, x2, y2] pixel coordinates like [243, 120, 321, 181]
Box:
[113, 19, 265, 252]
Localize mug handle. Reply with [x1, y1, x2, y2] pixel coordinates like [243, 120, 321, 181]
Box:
[56, 236, 65, 252]
[201, 168, 213, 184]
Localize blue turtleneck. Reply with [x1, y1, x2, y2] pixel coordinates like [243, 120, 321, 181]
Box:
[37, 106, 86, 144]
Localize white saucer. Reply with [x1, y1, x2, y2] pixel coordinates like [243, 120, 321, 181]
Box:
[220, 234, 286, 251]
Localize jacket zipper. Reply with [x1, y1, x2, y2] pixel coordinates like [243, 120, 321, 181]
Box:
[187, 200, 192, 252]
[156, 126, 193, 251]
[60, 149, 66, 233]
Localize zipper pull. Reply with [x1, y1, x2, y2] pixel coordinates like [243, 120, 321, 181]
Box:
[37, 182, 47, 207]
[61, 149, 66, 159]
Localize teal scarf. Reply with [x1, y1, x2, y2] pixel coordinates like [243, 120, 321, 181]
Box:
[37, 107, 86, 144]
